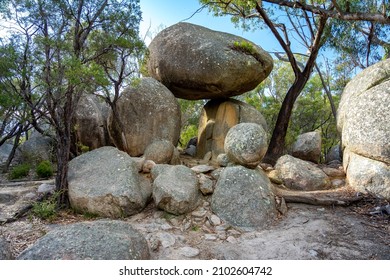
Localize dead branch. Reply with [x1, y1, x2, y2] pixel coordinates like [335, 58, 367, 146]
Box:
[271, 185, 363, 206]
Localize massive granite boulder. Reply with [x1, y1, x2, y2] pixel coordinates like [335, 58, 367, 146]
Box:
[68, 146, 151, 218]
[337, 58, 390, 198]
[197, 98, 268, 160]
[108, 77, 181, 157]
[74, 94, 110, 151]
[211, 166, 277, 229]
[148, 22, 273, 100]
[18, 220, 150, 260]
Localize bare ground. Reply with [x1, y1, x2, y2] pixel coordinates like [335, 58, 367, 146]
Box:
[1, 190, 389, 260]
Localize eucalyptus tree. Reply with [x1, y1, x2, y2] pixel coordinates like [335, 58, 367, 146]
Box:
[199, 0, 390, 164]
[1, 0, 144, 206]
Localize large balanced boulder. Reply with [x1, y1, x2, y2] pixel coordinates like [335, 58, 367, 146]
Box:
[211, 166, 277, 229]
[291, 131, 322, 163]
[151, 165, 200, 215]
[337, 59, 390, 198]
[148, 22, 273, 100]
[74, 94, 110, 151]
[68, 146, 151, 218]
[224, 123, 268, 169]
[275, 155, 331, 191]
[197, 98, 268, 159]
[108, 77, 181, 157]
[18, 220, 150, 260]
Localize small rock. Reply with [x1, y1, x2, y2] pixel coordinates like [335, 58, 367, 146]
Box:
[192, 209, 208, 218]
[156, 232, 176, 248]
[148, 235, 160, 252]
[217, 153, 230, 167]
[185, 145, 197, 157]
[217, 231, 227, 240]
[191, 165, 215, 173]
[227, 229, 241, 237]
[215, 225, 229, 232]
[331, 179, 345, 188]
[160, 224, 173, 231]
[199, 174, 214, 195]
[204, 234, 218, 241]
[142, 160, 156, 173]
[37, 183, 55, 194]
[179, 246, 200, 258]
[226, 236, 237, 243]
[321, 167, 345, 178]
[260, 163, 273, 171]
[209, 215, 221, 226]
[268, 170, 283, 184]
[182, 221, 192, 231]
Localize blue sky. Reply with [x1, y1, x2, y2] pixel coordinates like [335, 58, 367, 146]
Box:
[139, 0, 283, 53]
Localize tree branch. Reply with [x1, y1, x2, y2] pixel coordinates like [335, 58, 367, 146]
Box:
[263, 0, 390, 24]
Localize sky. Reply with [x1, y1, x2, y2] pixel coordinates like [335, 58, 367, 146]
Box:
[139, 0, 284, 53]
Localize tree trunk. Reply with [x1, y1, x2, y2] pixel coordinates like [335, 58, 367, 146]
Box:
[55, 129, 71, 208]
[263, 75, 307, 165]
[3, 126, 23, 173]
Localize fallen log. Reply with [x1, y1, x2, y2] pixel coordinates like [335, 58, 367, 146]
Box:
[271, 185, 363, 206]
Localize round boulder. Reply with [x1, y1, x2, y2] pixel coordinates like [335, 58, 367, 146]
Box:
[108, 77, 181, 157]
[17, 220, 150, 260]
[144, 140, 175, 164]
[68, 146, 151, 218]
[291, 131, 322, 163]
[224, 123, 268, 169]
[211, 166, 277, 229]
[275, 155, 331, 191]
[148, 22, 273, 100]
[151, 165, 200, 215]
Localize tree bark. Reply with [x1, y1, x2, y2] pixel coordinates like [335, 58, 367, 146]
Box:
[271, 185, 363, 206]
[263, 76, 307, 164]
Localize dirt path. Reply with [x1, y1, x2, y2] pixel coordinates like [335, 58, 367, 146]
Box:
[1, 195, 389, 260]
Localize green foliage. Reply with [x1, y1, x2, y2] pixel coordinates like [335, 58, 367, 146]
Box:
[36, 160, 54, 179]
[32, 192, 60, 221]
[231, 40, 263, 62]
[8, 163, 30, 180]
[178, 98, 204, 147]
[180, 124, 198, 148]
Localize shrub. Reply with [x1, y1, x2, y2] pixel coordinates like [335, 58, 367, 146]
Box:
[9, 163, 31, 180]
[32, 194, 58, 221]
[36, 160, 54, 178]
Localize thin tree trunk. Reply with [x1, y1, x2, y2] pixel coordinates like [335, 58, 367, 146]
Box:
[263, 76, 307, 165]
[3, 126, 23, 173]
